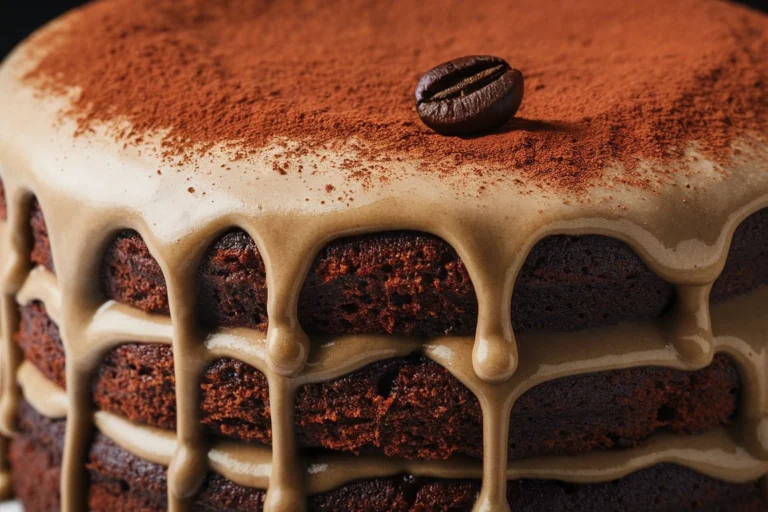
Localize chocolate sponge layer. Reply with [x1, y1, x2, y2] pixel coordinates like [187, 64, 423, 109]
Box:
[29, 199, 768, 336]
[10, 401, 766, 512]
[17, 302, 739, 460]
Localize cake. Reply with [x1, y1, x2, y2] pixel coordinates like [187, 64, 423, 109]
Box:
[0, 0, 767, 510]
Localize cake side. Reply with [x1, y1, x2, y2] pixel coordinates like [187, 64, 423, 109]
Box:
[16, 197, 767, 461]
[4, 155, 768, 510]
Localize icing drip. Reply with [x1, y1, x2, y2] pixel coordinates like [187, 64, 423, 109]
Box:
[261, 226, 315, 377]
[670, 284, 715, 367]
[263, 374, 304, 511]
[166, 257, 209, 510]
[1, 29, 768, 512]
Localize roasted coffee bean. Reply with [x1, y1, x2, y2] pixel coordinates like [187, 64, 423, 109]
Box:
[415, 55, 524, 135]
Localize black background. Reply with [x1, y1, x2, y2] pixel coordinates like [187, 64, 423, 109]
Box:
[1, 2, 89, 58]
[1, 0, 768, 59]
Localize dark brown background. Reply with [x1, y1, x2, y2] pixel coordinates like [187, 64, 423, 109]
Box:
[1, 1, 767, 59]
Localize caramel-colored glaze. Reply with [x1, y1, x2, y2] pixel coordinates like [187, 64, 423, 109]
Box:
[1, 24, 768, 512]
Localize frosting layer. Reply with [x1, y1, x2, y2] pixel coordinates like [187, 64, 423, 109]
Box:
[18, 0, 768, 192]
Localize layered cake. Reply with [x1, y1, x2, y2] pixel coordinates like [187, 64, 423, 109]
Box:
[0, 0, 767, 510]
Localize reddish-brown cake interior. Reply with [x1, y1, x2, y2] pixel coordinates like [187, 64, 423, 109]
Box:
[9, 184, 768, 509]
[12, 402, 766, 512]
[14, 303, 741, 459]
[28, 194, 768, 336]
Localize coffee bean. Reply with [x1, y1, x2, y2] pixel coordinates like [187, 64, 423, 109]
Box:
[415, 55, 524, 136]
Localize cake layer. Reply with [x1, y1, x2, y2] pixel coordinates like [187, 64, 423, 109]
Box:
[10, 401, 766, 512]
[27, 198, 768, 335]
[16, 302, 739, 459]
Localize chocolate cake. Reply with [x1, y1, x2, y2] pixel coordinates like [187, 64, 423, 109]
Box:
[0, 0, 767, 511]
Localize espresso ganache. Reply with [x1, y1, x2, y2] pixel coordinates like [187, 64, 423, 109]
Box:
[0, 0, 767, 511]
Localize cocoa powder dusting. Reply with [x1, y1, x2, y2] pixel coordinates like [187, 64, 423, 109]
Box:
[22, 0, 768, 192]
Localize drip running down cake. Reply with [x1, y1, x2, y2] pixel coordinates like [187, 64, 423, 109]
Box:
[0, 0, 767, 510]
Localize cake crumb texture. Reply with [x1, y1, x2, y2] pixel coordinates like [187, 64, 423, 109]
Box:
[10, 400, 766, 511]
[16, 302, 740, 460]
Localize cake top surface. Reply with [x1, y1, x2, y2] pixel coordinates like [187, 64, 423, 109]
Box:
[15, 0, 768, 193]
